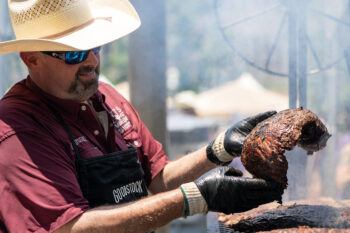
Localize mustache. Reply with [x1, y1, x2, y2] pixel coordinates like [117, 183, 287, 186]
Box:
[77, 65, 99, 75]
[68, 65, 100, 93]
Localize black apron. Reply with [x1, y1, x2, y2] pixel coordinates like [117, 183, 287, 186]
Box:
[49, 105, 149, 208]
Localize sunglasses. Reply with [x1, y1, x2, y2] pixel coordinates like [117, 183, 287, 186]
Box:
[42, 47, 101, 65]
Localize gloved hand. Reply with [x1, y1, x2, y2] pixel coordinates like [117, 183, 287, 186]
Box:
[180, 167, 283, 216]
[207, 110, 277, 165]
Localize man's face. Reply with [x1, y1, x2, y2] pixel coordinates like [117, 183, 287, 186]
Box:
[25, 49, 101, 102]
[67, 59, 100, 101]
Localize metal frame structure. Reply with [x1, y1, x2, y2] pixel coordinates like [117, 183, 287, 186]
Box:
[215, 0, 350, 108]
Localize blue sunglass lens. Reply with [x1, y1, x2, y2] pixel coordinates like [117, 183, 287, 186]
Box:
[43, 47, 101, 64]
[65, 51, 88, 64]
[64, 47, 101, 64]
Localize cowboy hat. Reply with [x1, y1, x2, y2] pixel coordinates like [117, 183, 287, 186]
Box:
[0, 0, 141, 54]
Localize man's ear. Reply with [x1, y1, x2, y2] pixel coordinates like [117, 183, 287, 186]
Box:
[19, 52, 40, 68]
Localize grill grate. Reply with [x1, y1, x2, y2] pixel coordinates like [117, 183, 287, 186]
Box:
[218, 221, 237, 233]
[207, 212, 239, 233]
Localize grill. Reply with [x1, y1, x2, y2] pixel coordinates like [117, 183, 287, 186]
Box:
[207, 198, 350, 233]
[207, 212, 236, 233]
[218, 221, 236, 233]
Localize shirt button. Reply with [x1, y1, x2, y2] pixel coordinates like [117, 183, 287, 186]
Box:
[81, 105, 87, 111]
[134, 141, 139, 146]
[94, 130, 100, 136]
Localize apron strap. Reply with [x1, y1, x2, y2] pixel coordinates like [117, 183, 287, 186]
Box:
[45, 103, 83, 160]
[46, 104, 91, 196]
[114, 128, 128, 151]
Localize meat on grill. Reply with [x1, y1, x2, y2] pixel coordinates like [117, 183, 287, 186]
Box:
[265, 227, 350, 233]
[218, 198, 350, 232]
[241, 108, 331, 188]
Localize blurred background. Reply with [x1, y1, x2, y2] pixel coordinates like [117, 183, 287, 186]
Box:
[1, 0, 350, 232]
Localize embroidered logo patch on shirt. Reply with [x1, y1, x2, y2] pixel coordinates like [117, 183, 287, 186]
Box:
[110, 106, 132, 134]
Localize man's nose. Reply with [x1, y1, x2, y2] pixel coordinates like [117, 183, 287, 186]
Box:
[83, 49, 100, 65]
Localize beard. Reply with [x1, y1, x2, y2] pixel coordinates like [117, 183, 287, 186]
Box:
[68, 64, 100, 101]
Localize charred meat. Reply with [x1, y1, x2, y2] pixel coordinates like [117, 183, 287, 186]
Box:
[241, 108, 330, 188]
[219, 198, 350, 232]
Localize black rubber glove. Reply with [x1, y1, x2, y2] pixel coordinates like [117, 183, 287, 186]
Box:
[194, 167, 283, 214]
[207, 110, 277, 165]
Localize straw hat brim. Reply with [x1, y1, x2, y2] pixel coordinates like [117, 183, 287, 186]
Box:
[0, 0, 141, 54]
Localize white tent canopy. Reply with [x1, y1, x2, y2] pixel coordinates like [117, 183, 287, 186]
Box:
[176, 73, 289, 117]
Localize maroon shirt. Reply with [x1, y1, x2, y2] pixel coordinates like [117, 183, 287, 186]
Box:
[0, 77, 168, 232]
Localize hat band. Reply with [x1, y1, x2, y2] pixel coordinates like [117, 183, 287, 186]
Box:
[13, 1, 93, 39]
[43, 16, 112, 40]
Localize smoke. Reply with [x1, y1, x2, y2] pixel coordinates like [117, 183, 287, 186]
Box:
[175, 0, 350, 201]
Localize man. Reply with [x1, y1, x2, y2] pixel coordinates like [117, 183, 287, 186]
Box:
[0, 0, 283, 232]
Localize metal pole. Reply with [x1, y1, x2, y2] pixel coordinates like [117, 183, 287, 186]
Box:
[288, 1, 297, 109]
[0, 1, 12, 95]
[297, 1, 308, 108]
[286, 0, 308, 200]
[128, 0, 168, 149]
[321, 67, 337, 198]
[288, 0, 308, 108]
